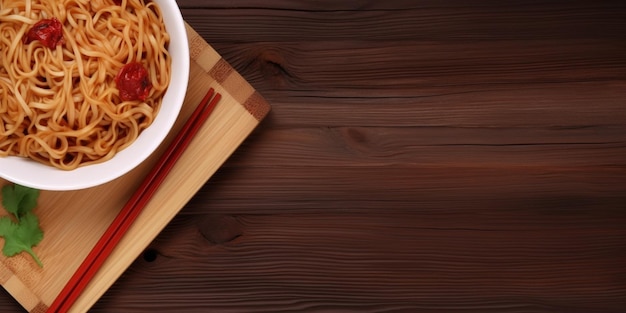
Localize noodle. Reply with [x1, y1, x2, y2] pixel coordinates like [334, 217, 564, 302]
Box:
[0, 0, 171, 170]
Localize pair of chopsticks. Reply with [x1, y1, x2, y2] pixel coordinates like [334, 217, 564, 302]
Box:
[47, 88, 222, 313]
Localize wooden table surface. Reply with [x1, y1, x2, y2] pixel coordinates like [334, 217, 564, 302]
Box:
[2, 0, 625, 312]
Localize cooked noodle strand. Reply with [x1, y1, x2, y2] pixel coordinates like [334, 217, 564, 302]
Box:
[0, 0, 170, 170]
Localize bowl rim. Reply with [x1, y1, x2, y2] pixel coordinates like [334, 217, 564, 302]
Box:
[0, 0, 190, 191]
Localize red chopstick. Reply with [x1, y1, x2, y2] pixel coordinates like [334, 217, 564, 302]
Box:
[47, 88, 222, 313]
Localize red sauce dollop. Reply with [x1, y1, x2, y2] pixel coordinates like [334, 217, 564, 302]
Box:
[115, 62, 152, 101]
[23, 18, 64, 49]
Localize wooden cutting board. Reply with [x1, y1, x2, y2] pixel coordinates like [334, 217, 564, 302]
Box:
[0, 23, 270, 313]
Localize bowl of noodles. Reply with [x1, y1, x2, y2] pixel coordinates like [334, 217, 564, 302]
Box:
[0, 0, 189, 190]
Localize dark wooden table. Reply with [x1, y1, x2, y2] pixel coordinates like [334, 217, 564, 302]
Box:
[2, 0, 626, 312]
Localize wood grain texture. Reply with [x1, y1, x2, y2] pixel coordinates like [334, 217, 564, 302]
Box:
[2, 0, 626, 312]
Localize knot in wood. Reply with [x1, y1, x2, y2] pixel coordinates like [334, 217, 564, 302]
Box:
[198, 215, 243, 245]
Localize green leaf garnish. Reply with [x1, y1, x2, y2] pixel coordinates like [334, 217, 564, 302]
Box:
[2, 184, 39, 221]
[0, 213, 43, 267]
[0, 184, 44, 267]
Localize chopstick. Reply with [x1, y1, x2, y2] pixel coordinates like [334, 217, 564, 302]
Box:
[47, 88, 222, 313]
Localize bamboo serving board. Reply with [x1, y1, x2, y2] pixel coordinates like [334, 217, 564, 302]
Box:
[0, 24, 270, 312]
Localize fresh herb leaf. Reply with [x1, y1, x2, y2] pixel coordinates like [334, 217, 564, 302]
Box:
[2, 184, 39, 221]
[0, 213, 43, 267]
[0, 184, 44, 267]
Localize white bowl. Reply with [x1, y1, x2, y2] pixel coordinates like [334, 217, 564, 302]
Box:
[0, 0, 189, 191]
